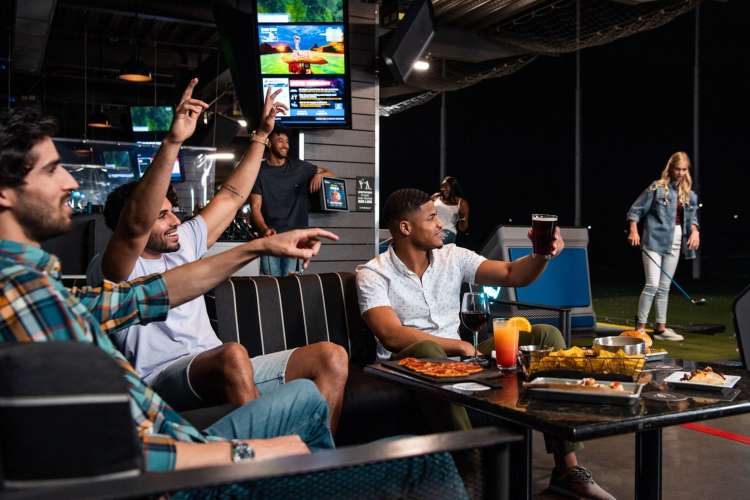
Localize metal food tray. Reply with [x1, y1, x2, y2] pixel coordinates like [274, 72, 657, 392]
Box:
[529, 353, 646, 381]
[524, 377, 644, 406]
[645, 351, 668, 362]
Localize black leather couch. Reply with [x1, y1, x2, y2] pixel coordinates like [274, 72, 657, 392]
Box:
[205, 272, 424, 445]
[0, 342, 522, 499]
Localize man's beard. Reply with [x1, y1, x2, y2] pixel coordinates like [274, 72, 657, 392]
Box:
[146, 233, 180, 254]
[15, 193, 71, 242]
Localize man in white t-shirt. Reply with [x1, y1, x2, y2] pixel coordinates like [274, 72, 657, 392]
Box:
[356, 189, 614, 500]
[87, 82, 348, 432]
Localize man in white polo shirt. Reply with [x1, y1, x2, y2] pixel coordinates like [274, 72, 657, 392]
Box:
[356, 188, 614, 500]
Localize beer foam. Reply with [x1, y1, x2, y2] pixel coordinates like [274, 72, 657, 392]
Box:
[532, 216, 557, 222]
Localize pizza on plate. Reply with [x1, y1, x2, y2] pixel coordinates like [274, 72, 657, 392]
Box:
[398, 357, 484, 378]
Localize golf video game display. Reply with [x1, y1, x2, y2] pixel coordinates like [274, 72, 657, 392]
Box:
[130, 106, 174, 132]
[258, 24, 345, 75]
[254, 0, 351, 127]
[256, 0, 344, 23]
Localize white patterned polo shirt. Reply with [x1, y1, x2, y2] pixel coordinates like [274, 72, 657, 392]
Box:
[356, 244, 486, 360]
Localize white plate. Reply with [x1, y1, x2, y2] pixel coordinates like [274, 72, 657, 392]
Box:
[450, 382, 491, 392]
[664, 371, 741, 391]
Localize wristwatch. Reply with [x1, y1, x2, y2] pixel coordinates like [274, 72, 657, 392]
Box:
[230, 439, 255, 463]
[250, 130, 270, 147]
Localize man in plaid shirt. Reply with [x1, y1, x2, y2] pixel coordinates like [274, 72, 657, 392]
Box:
[0, 108, 467, 498]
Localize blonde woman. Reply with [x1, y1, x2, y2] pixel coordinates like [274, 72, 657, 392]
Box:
[626, 152, 701, 341]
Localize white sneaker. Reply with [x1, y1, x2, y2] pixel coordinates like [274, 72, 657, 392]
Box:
[654, 328, 684, 341]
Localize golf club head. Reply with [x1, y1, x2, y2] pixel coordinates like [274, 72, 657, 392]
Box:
[692, 298, 707, 306]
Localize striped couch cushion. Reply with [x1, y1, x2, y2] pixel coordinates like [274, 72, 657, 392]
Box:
[206, 273, 377, 365]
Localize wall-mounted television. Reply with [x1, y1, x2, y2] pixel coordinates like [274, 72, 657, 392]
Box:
[101, 150, 136, 181]
[135, 146, 184, 183]
[253, 0, 351, 128]
[130, 106, 174, 133]
[319, 176, 348, 211]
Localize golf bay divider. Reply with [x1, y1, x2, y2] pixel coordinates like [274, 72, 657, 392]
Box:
[478, 226, 597, 337]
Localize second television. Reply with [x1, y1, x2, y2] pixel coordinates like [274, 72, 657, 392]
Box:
[253, 0, 351, 128]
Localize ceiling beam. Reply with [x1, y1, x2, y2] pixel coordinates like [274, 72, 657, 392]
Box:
[12, 0, 57, 74]
[57, 2, 216, 29]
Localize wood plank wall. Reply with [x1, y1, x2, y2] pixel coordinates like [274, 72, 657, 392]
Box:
[305, 0, 378, 273]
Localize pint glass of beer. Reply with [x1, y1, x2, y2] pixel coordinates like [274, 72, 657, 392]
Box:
[531, 214, 558, 258]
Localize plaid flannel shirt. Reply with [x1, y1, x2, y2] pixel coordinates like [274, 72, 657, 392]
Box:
[0, 240, 222, 471]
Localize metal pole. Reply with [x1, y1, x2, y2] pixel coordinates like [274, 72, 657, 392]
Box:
[373, 2, 381, 254]
[692, 5, 701, 280]
[574, 0, 582, 227]
[439, 58, 447, 182]
[7, 31, 11, 109]
[83, 25, 88, 139]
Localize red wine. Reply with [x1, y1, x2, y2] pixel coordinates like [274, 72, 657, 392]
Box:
[461, 311, 489, 332]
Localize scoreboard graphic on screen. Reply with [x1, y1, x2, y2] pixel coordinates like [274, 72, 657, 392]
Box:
[254, 0, 351, 128]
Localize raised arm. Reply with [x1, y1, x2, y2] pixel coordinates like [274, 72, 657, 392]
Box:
[474, 227, 564, 287]
[101, 79, 208, 281]
[362, 306, 475, 357]
[200, 88, 288, 247]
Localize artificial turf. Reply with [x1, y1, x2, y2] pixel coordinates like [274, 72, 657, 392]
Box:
[585, 284, 740, 362]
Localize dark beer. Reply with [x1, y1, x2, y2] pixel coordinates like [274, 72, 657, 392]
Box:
[531, 214, 557, 257]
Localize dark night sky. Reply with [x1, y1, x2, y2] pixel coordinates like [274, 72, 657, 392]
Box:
[380, 1, 749, 285]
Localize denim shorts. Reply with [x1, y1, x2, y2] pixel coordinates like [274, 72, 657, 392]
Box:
[151, 348, 297, 410]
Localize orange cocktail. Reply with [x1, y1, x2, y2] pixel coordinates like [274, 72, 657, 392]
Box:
[493, 318, 519, 370]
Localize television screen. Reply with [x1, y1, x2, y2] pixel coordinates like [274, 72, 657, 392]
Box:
[257, 0, 344, 23]
[135, 150, 184, 183]
[253, 0, 350, 128]
[320, 177, 348, 211]
[130, 106, 174, 132]
[258, 24, 345, 75]
[262, 77, 345, 125]
[102, 150, 130, 168]
[102, 150, 136, 180]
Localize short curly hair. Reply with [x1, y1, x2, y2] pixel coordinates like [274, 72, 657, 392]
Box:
[382, 188, 432, 231]
[0, 108, 58, 188]
[103, 181, 180, 231]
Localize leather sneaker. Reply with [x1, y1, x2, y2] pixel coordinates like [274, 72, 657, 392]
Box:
[653, 328, 684, 341]
[548, 465, 616, 500]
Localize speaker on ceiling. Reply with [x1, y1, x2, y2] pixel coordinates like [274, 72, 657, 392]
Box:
[380, 0, 435, 84]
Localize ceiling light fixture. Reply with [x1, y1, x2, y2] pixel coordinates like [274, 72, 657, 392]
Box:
[88, 106, 112, 128]
[237, 119, 248, 128]
[119, 55, 152, 82]
[119, 11, 152, 83]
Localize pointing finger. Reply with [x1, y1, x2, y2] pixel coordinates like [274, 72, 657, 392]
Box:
[180, 78, 198, 103]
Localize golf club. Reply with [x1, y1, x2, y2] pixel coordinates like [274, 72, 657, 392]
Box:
[640, 249, 707, 305]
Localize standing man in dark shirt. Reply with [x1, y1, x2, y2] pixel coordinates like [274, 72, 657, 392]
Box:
[250, 127, 334, 276]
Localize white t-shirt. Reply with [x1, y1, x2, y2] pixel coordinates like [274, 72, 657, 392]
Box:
[355, 244, 486, 360]
[434, 198, 460, 234]
[87, 216, 221, 383]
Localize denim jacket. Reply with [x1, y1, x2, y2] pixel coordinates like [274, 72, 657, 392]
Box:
[626, 181, 699, 260]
